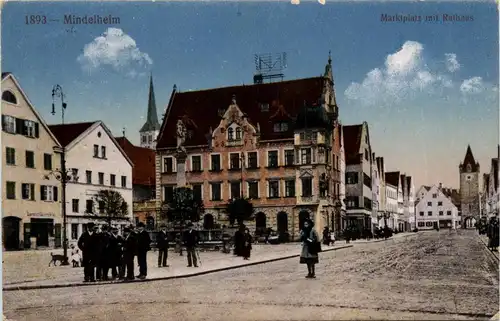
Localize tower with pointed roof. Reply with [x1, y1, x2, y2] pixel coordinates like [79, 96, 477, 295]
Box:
[459, 145, 480, 227]
[139, 75, 161, 149]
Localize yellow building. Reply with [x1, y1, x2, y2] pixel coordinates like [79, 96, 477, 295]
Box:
[2, 72, 63, 250]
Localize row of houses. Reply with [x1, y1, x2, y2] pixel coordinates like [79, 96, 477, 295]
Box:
[481, 146, 500, 218]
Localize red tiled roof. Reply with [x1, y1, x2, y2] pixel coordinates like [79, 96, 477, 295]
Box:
[385, 171, 400, 188]
[156, 77, 325, 149]
[115, 137, 155, 186]
[48, 122, 96, 147]
[461, 145, 479, 172]
[343, 124, 363, 165]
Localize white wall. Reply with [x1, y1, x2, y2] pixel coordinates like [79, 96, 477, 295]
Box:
[385, 184, 398, 228]
[415, 185, 459, 230]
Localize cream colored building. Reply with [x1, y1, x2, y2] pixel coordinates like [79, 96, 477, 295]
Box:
[2, 72, 63, 250]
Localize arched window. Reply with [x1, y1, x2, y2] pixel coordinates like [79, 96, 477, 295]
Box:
[2, 91, 17, 104]
[228, 128, 234, 141]
[235, 127, 242, 140]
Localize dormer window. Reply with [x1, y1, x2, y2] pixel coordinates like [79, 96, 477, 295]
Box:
[260, 103, 269, 112]
[273, 122, 288, 132]
[228, 128, 234, 140]
[2, 90, 17, 104]
[235, 127, 242, 140]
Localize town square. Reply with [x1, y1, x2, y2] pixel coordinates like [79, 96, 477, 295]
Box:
[1, 1, 499, 320]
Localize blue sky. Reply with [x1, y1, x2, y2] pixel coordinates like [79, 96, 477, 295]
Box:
[2, 1, 498, 189]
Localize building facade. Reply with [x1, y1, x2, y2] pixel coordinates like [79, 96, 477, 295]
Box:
[384, 182, 398, 229]
[371, 153, 380, 230]
[415, 184, 459, 230]
[337, 123, 347, 232]
[405, 176, 415, 230]
[139, 75, 161, 149]
[2, 72, 63, 250]
[485, 157, 499, 218]
[375, 157, 387, 228]
[459, 145, 480, 227]
[155, 56, 342, 239]
[48, 121, 134, 242]
[385, 172, 401, 229]
[342, 122, 374, 230]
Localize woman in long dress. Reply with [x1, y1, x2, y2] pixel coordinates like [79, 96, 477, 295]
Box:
[300, 219, 320, 278]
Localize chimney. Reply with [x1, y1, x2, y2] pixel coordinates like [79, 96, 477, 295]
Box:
[439, 183, 443, 190]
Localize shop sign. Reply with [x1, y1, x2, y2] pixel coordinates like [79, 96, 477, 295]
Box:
[26, 212, 56, 217]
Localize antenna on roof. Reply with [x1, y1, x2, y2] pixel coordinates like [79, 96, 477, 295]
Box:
[122, 127, 126, 137]
[253, 52, 287, 84]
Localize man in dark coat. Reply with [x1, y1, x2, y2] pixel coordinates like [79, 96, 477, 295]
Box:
[98, 225, 112, 281]
[122, 227, 137, 280]
[108, 227, 122, 280]
[157, 225, 169, 267]
[77, 222, 99, 282]
[233, 225, 244, 256]
[135, 222, 151, 279]
[183, 223, 199, 267]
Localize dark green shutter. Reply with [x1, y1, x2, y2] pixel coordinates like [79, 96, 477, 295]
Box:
[34, 123, 39, 138]
[15, 118, 23, 134]
[30, 184, 35, 200]
[53, 186, 58, 202]
[54, 223, 62, 247]
[23, 223, 31, 248]
[40, 185, 45, 201]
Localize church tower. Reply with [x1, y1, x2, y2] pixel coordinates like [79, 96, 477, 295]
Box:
[459, 145, 480, 227]
[139, 74, 160, 149]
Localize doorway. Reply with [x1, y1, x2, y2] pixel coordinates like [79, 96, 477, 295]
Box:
[30, 218, 54, 247]
[3, 216, 21, 250]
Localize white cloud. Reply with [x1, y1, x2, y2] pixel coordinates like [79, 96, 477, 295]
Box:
[77, 28, 152, 75]
[444, 53, 460, 72]
[460, 77, 484, 94]
[345, 41, 452, 106]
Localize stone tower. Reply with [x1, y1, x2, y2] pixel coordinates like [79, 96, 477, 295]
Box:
[139, 74, 161, 149]
[459, 145, 480, 227]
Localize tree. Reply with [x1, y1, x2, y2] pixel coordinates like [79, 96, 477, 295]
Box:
[160, 187, 204, 225]
[86, 189, 129, 225]
[226, 198, 254, 226]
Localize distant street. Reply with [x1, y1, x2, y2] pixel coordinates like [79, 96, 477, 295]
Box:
[4, 230, 498, 321]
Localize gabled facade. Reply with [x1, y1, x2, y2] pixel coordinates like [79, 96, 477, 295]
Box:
[405, 176, 415, 230]
[371, 152, 380, 230]
[415, 184, 459, 230]
[48, 121, 133, 241]
[2, 72, 63, 250]
[485, 157, 499, 218]
[375, 157, 386, 227]
[415, 185, 431, 204]
[343, 122, 374, 230]
[139, 75, 161, 149]
[338, 123, 347, 232]
[384, 172, 400, 229]
[459, 145, 480, 227]
[155, 55, 342, 239]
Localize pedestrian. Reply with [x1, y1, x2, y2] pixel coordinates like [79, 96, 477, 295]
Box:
[77, 222, 99, 282]
[300, 218, 320, 279]
[323, 227, 330, 246]
[241, 228, 253, 260]
[108, 227, 122, 280]
[344, 228, 351, 244]
[157, 225, 170, 267]
[99, 225, 112, 281]
[122, 227, 137, 281]
[487, 217, 499, 252]
[233, 225, 244, 256]
[70, 245, 81, 268]
[135, 222, 151, 279]
[183, 223, 199, 267]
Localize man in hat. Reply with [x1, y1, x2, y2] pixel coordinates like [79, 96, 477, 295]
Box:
[98, 225, 112, 281]
[135, 222, 151, 279]
[109, 226, 122, 280]
[122, 227, 137, 280]
[77, 222, 99, 282]
[157, 225, 170, 267]
[182, 222, 199, 267]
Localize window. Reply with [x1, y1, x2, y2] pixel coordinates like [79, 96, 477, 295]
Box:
[86, 170, 92, 184]
[23, 120, 36, 138]
[268, 180, 279, 198]
[364, 197, 372, 210]
[228, 128, 234, 141]
[230, 182, 241, 199]
[285, 150, 294, 166]
[235, 127, 242, 140]
[346, 172, 358, 184]
[148, 135, 152, 144]
[192, 184, 202, 201]
[364, 150, 369, 161]
[427, 211, 432, 216]
[6, 181, 15, 199]
[98, 172, 104, 185]
[268, 151, 278, 168]
[141, 135, 147, 144]
[211, 183, 221, 201]
[301, 178, 312, 197]
[72, 199, 79, 213]
[426, 222, 433, 227]
[121, 176, 127, 187]
[211, 154, 221, 171]
[247, 152, 258, 169]
[2, 115, 16, 133]
[438, 201, 443, 206]
[2, 90, 17, 104]
[25, 151, 35, 168]
[447, 211, 452, 216]
[101, 146, 106, 159]
[43, 154, 52, 170]
[40, 185, 58, 201]
[6, 147, 15, 165]
[248, 181, 259, 199]
[86, 200, 94, 213]
[427, 201, 432, 206]
[363, 173, 371, 187]
[164, 157, 174, 173]
[22, 183, 35, 200]
[439, 211, 444, 216]
[419, 211, 424, 216]
[191, 155, 202, 172]
[72, 169, 79, 182]
[71, 224, 78, 240]
[301, 148, 312, 165]
[93, 145, 99, 157]
[274, 122, 289, 132]
[260, 103, 269, 112]
[285, 180, 295, 197]
[98, 201, 105, 214]
[163, 185, 174, 202]
[230, 153, 240, 170]
[432, 193, 437, 198]
[345, 196, 359, 208]
[110, 174, 116, 186]
[418, 222, 425, 227]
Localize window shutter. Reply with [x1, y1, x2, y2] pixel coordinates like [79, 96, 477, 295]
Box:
[15, 118, 23, 134]
[34, 123, 39, 138]
[40, 185, 46, 201]
[53, 186, 58, 202]
[30, 184, 35, 200]
[1, 115, 5, 130]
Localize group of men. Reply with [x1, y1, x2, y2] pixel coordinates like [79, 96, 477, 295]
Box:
[77, 222, 201, 282]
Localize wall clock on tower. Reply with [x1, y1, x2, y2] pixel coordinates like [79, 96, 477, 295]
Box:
[466, 175, 473, 181]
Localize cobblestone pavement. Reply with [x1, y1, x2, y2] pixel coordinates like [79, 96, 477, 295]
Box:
[4, 230, 498, 321]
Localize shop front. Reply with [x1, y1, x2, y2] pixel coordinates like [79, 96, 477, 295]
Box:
[23, 212, 61, 249]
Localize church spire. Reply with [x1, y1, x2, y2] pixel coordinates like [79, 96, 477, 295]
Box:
[139, 73, 160, 133]
[460, 145, 480, 172]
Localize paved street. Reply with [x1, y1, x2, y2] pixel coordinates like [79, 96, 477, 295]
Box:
[4, 230, 498, 321]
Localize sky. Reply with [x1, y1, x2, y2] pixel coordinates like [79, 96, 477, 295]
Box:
[2, 1, 498, 190]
